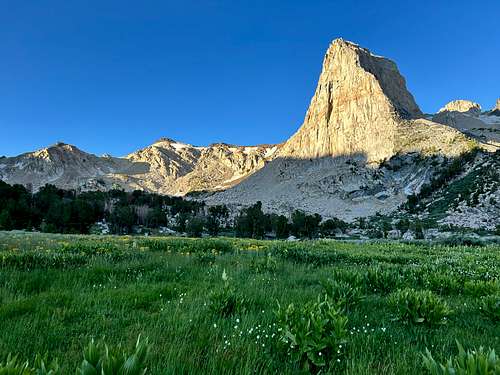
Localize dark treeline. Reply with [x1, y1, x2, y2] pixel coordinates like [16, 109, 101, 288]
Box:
[0, 181, 349, 239]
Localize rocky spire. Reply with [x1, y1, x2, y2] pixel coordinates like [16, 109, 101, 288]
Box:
[279, 38, 422, 162]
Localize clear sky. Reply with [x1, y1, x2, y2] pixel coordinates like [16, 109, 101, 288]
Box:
[1, 0, 499, 157]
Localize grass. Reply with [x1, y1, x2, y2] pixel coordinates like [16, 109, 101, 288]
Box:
[0, 231, 499, 374]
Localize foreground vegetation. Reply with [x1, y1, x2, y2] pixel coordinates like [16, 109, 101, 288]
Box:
[0, 232, 499, 374]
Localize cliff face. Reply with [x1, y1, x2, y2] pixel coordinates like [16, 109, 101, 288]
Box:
[491, 98, 500, 115]
[279, 39, 422, 163]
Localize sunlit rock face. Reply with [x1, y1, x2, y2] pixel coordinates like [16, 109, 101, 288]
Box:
[279, 38, 422, 163]
[438, 100, 482, 115]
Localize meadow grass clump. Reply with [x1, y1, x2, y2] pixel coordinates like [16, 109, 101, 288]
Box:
[142, 237, 234, 254]
[249, 253, 278, 274]
[479, 294, 500, 322]
[275, 295, 348, 373]
[194, 251, 216, 265]
[464, 280, 500, 297]
[0, 251, 88, 270]
[321, 279, 364, 312]
[388, 288, 451, 326]
[423, 272, 461, 295]
[363, 266, 402, 294]
[0, 336, 149, 375]
[208, 270, 246, 317]
[422, 341, 499, 375]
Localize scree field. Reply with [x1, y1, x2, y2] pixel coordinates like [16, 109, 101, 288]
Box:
[0, 232, 499, 374]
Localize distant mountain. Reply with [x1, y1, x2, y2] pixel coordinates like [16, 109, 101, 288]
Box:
[0, 138, 277, 195]
[1, 38, 498, 228]
[121, 138, 278, 195]
[0, 142, 137, 192]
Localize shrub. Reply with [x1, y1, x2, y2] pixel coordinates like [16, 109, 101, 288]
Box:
[388, 288, 451, 326]
[422, 341, 499, 375]
[424, 273, 460, 295]
[437, 236, 485, 247]
[275, 295, 348, 373]
[194, 252, 216, 265]
[479, 294, 500, 322]
[321, 279, 364, 311]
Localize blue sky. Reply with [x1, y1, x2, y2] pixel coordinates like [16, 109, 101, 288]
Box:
[1, 0, 499, 157]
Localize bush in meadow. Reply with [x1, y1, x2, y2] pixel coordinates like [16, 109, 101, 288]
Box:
[275, 295, 348, 373]
[321, 279, 364, 312]
[209, 270, 246, 317]
[388, 288, 451, 326]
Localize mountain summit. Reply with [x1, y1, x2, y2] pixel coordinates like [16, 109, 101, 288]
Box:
[279, 39, 422, 162]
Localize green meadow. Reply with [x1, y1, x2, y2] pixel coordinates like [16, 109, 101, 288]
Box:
[0, 232, 499, 374]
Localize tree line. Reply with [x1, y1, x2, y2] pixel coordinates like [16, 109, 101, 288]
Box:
[0, 181, 349, 239]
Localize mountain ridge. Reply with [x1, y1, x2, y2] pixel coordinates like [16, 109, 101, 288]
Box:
[1, 38, 498, 223]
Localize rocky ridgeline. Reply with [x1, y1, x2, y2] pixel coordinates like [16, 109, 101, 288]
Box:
[0, 139, 278, 195]
[0, 38, 498, 226]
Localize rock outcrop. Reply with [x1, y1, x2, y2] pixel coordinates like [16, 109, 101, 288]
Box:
[432, 99, 500, 149]
[491, 98, 500, 116]
[279, 39, 422, 163]
[438, 100, 481, 115]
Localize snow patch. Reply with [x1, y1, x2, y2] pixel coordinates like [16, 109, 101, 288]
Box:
[264, 146, 278, 158]
[171, 142, 190, 151]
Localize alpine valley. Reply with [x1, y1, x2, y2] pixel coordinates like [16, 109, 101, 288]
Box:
[1, 39, 499, 230]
